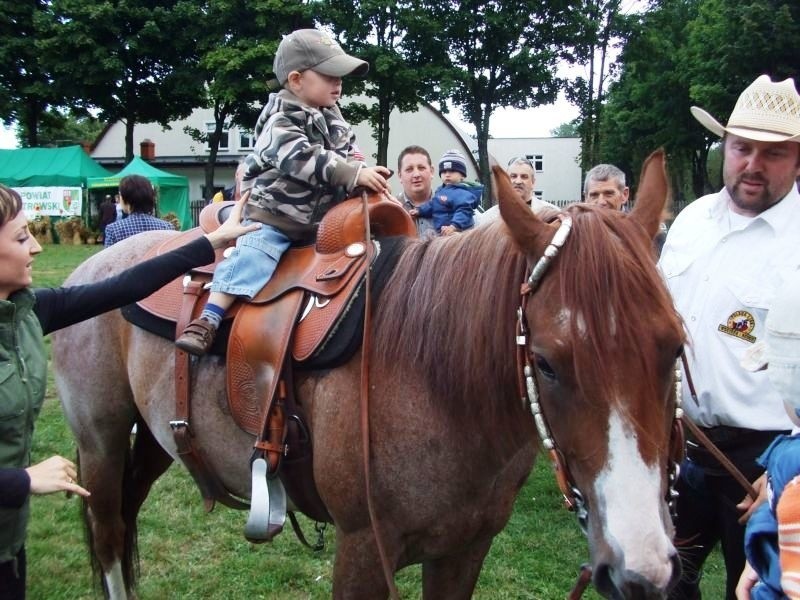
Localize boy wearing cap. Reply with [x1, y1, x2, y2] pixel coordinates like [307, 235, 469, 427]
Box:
[659, 75, 800, 599]
[177, 29, 391, 355]
[737, 271, 800, 599]
[408, 149, 482, 236]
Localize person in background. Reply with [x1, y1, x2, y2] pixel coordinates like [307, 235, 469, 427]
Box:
[736, 270, 800, 599]
[396, 145, 437, 238]
[114, 194, 124, 221]
[104, 175, 174, 247]
[477, 156, 558, 224]
[97, 194, 117, 242]
[659, 74, 800, 600]
[409, 149, 480, 236]
[0, 184, 255, 599]
[583, 163, 629, 210]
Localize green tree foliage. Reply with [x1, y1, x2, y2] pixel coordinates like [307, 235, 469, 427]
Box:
[564, 0, 627, 171]
[37, 0, 208, 161]
[410, 0, 576, 199]
[598, 0, 707, 199]
[186, 0, 311, 199]
[29, 109, 105, 148]
[319, 0, 451, 166]
[599, 0, 799, 199]
[551, 120, 581, 138]
[0, 0, 57, 147]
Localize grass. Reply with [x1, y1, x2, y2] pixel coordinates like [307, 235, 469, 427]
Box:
[25, 243, 725, 599]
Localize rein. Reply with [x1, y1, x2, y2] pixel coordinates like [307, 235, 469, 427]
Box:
[514, 215, 685, 596]
[358, 190, 400, 600]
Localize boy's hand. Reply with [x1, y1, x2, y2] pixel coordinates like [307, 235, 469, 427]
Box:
[440, 225, 458, 236]
[409, 208, 419, 217]
[356, 166, 392, 194]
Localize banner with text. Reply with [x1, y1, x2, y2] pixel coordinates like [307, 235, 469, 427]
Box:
[15, 187, 83, 219]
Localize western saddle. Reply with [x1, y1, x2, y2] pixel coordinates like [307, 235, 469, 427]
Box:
[134, 193, 415, 539]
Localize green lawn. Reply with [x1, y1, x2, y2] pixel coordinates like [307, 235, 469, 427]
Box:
[25, 243, 725, 599]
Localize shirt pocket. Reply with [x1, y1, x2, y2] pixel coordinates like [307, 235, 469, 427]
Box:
[659, 249, 694, 282]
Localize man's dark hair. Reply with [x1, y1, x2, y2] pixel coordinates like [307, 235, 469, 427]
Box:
[119, 175, 156, 214]
[397, 145, 432, 171]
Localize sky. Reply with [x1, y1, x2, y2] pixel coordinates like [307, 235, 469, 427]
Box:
[0, 125, 15, 149]
[450, 94, 579, 139]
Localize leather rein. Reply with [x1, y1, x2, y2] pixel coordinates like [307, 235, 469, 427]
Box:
[514, 216, 685, 598]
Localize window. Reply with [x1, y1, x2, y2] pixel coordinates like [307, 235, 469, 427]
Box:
[238, 130, 255, 151]
[205, 122, 230, 152]
[527, 154, 544, 172]
[534, 190, 544, 200]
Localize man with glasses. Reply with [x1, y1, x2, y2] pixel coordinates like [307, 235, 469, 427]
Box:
[477, 156, 557, 224]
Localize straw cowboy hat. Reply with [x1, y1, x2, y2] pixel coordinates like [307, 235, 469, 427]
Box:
[691, 75, 800, 143]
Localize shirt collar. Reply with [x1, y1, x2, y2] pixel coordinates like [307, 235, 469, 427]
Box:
[710, 185, 800, 234]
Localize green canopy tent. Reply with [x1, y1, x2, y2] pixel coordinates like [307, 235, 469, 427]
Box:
[87, 157, 192, 230]
[0, 145, 113, 187]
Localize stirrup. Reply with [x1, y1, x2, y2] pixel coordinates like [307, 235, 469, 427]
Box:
[244, 458, 286, 543]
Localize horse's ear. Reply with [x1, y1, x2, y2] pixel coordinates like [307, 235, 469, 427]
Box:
[494, 165, 552, 256]
[629, 149, 669, 239]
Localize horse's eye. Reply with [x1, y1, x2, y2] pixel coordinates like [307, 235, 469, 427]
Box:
[534, 355, 556, 380]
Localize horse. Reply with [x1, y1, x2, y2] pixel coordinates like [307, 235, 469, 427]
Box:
[52, 151, 685, 599]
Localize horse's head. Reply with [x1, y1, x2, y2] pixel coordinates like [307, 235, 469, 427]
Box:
[497, 152, 685, 598]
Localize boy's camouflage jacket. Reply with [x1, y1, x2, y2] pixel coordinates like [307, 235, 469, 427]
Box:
[241, 88, 362, 242]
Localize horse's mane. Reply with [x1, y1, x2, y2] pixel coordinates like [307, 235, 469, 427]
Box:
[374, 206, 684, 429]
[373, 221, 526, 428]
[558, 204, 684, 403]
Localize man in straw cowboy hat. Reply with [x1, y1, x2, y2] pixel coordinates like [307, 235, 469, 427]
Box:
[659, 74, 800, 599]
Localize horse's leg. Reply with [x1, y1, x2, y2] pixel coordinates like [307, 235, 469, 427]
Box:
[331, 529, 400, 600]
[127, 420, 174, 515]
[78, 427, 136, 600]
[421, 538, 493, 600]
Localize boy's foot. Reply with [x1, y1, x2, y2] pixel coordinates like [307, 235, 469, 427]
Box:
[176, 317, 217, 356]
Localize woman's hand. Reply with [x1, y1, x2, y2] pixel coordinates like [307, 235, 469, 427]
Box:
[26, 455, 90, 497]
[204, 192, 260, 249]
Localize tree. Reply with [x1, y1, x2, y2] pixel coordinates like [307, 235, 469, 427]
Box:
[562, 0, 627, 172]
[411, 0, 576, 200]
[319, 0, 450, 167]
[0, 0, 58, 146]
[597, 0, 707, 198]
[186, 0, 311, 199]
[30, 109, 105, 148]
[551, 120, 581, 138]
[38, 0, 208, 162]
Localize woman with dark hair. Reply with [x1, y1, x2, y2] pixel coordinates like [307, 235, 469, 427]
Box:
[0, 183, 256, 598]
[103, 174, 174, 247]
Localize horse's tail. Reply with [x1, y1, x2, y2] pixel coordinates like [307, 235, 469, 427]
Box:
[79, 447, 140, 595]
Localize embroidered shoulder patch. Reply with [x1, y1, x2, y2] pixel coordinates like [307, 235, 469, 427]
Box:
[717, 310, 757, 343]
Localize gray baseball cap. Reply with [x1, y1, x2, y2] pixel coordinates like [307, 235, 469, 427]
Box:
[273, 29, 369, 85]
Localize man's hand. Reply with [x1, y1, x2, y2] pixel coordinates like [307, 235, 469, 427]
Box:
[735, 560, 758, 599]
[440, 225, 458, 236]
[737, 473, 768, 524]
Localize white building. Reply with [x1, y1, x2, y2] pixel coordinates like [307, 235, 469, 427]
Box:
[91, 100, 581, 217]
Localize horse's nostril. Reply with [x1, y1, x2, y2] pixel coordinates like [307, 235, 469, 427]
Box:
[593, 563, 621, 600]
[668, 552, 683, 593]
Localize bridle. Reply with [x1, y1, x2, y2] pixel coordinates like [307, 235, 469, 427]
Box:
[514, 215, 685, 592]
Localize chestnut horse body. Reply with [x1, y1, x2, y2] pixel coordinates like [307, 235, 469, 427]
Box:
[52, 153, 684, 599]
